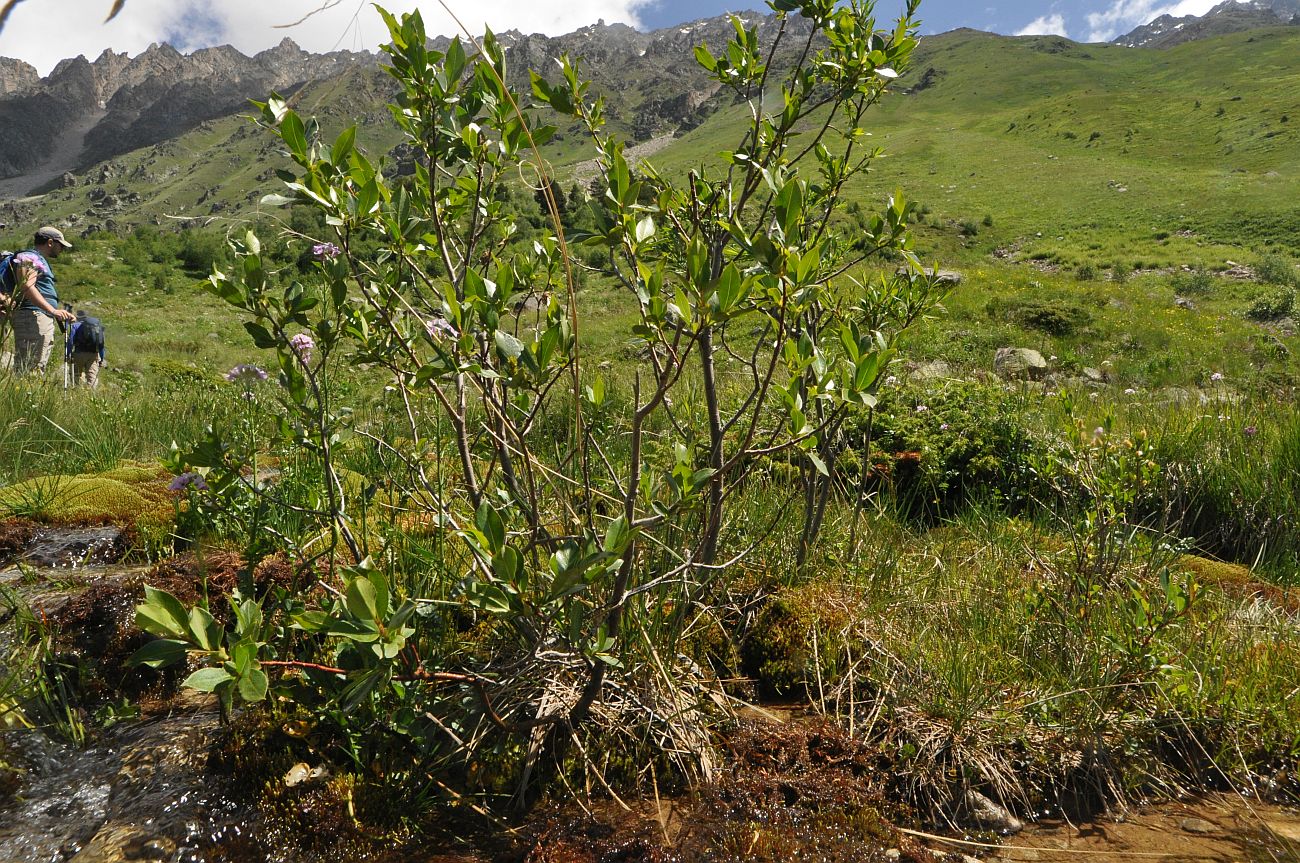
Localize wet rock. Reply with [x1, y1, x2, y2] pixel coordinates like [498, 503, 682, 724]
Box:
[994, 347, 1048, 381]
[0, 712, 234, 862]
[22, 526, 126, 568]
[1179, 816, 1218, 834]
[961, 788, 1024, 834]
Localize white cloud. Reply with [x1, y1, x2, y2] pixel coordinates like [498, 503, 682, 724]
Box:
[1015, 12, 1070, 37]
[0, 0, 652, 76]
[1085, 0, 1218, 42]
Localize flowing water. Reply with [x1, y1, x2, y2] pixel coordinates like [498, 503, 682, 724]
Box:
[0, 527, 249, 863]
[1, 526, 1297, 862]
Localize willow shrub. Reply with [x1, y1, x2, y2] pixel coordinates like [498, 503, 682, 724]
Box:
[133, 0, 950, 800]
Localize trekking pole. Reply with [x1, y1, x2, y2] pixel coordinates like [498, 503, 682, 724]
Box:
[63, 305, 73, 389]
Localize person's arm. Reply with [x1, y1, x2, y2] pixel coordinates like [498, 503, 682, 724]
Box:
[16, 261, 74, 322]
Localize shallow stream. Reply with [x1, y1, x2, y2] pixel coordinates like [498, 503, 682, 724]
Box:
[1, 526, 1297, 862]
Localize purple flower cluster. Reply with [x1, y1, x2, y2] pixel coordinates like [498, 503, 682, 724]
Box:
[224, 364, 269, 384]
[425, 316, 457, 341]
[289, 332, 315, 364]
[312, 242, 341, 261]
[169, 471, 208, 492]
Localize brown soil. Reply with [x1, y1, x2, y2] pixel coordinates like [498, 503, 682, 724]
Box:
[44, 550, 313, 707]
[911, 793, 1300, 863]
[0, 518, 37, 560]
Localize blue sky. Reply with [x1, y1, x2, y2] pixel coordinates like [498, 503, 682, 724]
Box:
[636, 0, 1220, 40]
[0, 0, 1222, 76]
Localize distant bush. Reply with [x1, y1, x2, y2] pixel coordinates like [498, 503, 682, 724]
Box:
[1111, 262, 1130, 284]
[176, 230, 226, 273]
[1076, 263, 1096, 281]
[959, 219, 979, 237]
[986, 297, 1093, 336]
[1171, 267, 1214, 295]
[1255, 253, 1297, 287]
[845, 381, 1044, 519]
[982, 213, 994, 227]
[1246, 287, 1295, 321]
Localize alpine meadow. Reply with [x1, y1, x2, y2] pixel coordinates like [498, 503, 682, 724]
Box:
[0, 1, 1299, 861]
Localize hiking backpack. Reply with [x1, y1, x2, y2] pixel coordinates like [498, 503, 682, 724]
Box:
[72, 317, 105, 354]
[0, 252, 15, 296]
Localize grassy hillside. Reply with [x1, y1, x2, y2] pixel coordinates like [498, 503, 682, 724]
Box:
[4, 24, 1299, 397]
[651, 26, 1300, 268]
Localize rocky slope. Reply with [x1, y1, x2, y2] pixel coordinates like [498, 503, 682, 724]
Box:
[1115, 0, 1300, 48]
[0, 38, 375, 192]
[0, 12, 821, 198]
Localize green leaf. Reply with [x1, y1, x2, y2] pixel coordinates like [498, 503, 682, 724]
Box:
[188, 606, 222, 652]
[243, 322, 278, 349]
[183, 667, 234, 693]
[694, 44, 718, 72]
[465, 580, 513, 615]
[603, 515, 632, 554]
[137, 586, 191, 639]
[475, 502, 507, 554]
[346, 576, 381, 623]
[330, 125, 357, 164]
[238, 666, 269, 702]
[126, 638, 187, 669]
[492, 545, 522, 582]
[634, 215, 655, 243]
[280, 111, 308, 159]
[494, 330, 525, 362]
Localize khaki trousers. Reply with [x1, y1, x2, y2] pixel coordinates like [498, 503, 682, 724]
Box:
[12, 308, 55, 375]
[71, 352, 101, 388]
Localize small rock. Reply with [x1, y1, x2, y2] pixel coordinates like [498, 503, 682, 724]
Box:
[1179, 816, 1217, 835]
[962, 789, 1024, 834]
[910, 359, 953, 381]
[283, 761, 330, 787]
[1174, 296, 1196, 310]
[885, 849, 901, 860]
[994, 347, 1048, 381]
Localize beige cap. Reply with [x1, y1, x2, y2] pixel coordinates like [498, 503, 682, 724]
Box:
[36, 225, 72, 249]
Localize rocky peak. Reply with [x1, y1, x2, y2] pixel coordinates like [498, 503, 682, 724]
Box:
[0, 57, 39, 95]
[1115, 0, 1300, 46]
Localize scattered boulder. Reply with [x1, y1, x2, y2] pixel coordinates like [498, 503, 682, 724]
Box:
[1081, 366, 1108, 384]
[1174, 296, 1196, 310]
[994, 347, 1048, 381]
[960, 788, 1024, 834]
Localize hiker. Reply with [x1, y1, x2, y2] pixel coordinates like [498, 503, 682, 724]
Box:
[10, 226, 75, 375]
[66, 309, 106, 389]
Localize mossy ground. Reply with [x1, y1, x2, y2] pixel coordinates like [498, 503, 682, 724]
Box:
[0, 461, 173, 529]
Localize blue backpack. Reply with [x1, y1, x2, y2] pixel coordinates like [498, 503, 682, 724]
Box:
[0, 252, 16, 297]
